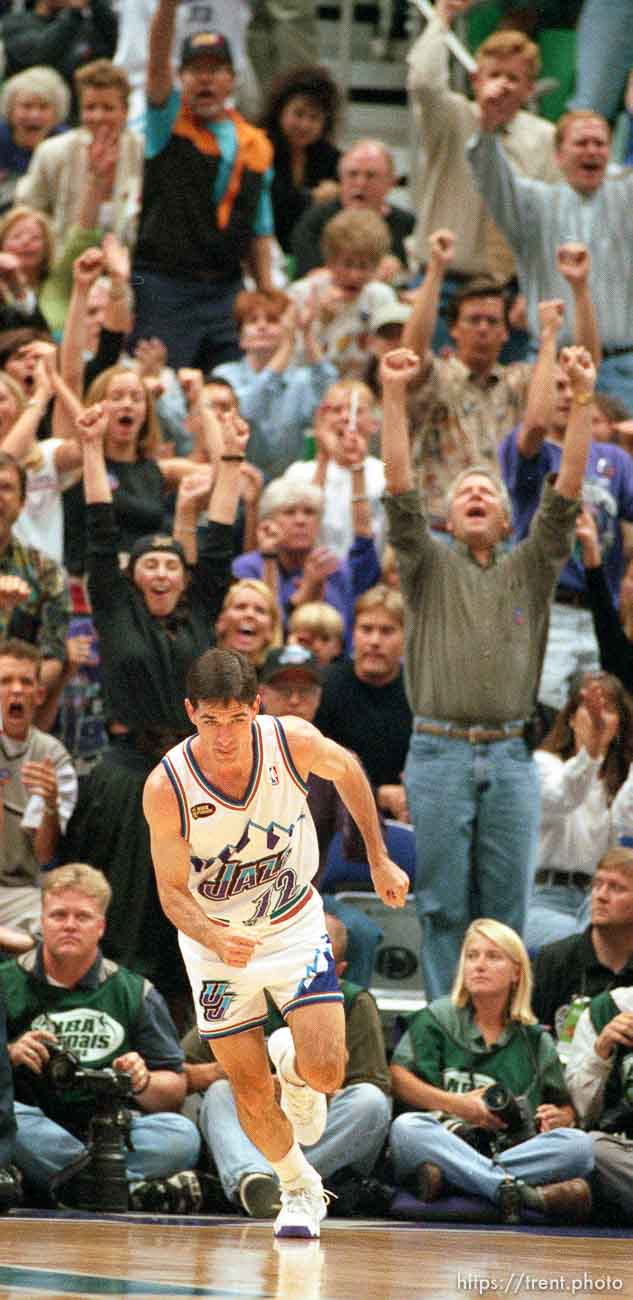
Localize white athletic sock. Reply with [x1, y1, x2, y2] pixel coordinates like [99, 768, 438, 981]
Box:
[279, 1044, 306, 1087]
[271, 1141, 320, 1189]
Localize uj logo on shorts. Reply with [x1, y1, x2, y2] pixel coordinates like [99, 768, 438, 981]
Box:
[200, 980, 237, 1022]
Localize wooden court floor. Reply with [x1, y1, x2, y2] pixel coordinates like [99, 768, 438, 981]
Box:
[0, 1212, 631, 1300]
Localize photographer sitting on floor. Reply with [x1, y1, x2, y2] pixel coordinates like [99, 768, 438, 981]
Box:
[389, 919, 594, 1223]
[0, 863, 201, 1211]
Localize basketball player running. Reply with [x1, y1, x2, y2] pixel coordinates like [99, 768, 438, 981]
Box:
[143, 648, 408, 1238]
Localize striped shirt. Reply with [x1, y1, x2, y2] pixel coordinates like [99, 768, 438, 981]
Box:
[467, 131, 633, 350]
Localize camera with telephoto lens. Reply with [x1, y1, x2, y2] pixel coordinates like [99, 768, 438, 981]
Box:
[482, 1082, 536, 1152]
[45, 1043, 134, 1211]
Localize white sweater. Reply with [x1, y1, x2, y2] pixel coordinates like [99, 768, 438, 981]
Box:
[566, 986, 633, 1125]
[534, 747, 633, 878]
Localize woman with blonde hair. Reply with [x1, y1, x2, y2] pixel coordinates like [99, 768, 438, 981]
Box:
[0, 204, 55, 331]
[63, 363, 177, 575]
[388, 919, 593, 1223]
[216, 578, 283, 669]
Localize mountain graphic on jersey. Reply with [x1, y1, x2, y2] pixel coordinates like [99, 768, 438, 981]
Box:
[192, 815, 307, 908]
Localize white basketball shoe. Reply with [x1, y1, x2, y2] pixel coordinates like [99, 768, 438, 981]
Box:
[274, 1178, 330, 1239]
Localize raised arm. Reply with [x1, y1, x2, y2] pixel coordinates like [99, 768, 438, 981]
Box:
[577, 507, 633, 690]
[557, 243, 602, 366]
[172, 467, 214, 564]
[101, 235, 133, 337]
[517, 298, 564, 458]
[402, 228, 454, 365]
[75, 402, 112, 503]
[379, 347, 422, 494]
[207, 411, 250, 526]
[554, 346, 596, 500]
[148, 0, 178, 107]
[284, 717, 409, 908]
[60, 247, 105, 396]
[407, 0, 471, 103]
[1, 356, 53, 462]
[466, 126, 533, 258]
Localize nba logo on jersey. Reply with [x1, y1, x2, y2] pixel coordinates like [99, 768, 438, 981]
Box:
[200, 980, 237, 1022]
[268, 764, 280, 786]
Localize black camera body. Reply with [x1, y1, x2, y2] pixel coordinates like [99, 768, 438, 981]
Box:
[482, 1082, 536, 1152]
[45, 1042, 134, 1103]
[45, 1044, 134, 1212]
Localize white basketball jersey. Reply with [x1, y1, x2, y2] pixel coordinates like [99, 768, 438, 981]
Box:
[162, 715, 319, 933]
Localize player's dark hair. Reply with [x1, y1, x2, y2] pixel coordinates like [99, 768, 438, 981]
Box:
[186, 648, 258, 707]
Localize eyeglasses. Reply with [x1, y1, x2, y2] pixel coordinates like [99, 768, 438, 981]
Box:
[460, 314, 505, 328]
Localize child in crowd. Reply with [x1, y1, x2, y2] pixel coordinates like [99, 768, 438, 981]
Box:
[287, 601, 344, 666]
[212, 289, 337, 480]
[288, 208, 397, 377]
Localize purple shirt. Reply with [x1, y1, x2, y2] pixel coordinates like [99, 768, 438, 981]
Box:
[232, 535, 381, 653]
[500, 430, 633, 598]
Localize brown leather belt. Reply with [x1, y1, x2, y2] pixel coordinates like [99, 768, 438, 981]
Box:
[414, 721, 524, 744]
[535, 869, 592, 891]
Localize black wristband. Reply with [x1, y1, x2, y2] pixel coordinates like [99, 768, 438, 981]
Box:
[221, 454, 246, 462]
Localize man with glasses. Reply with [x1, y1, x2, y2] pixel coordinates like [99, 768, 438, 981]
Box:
[291, 139, 414, 281]
[0, 863, 201, 1210]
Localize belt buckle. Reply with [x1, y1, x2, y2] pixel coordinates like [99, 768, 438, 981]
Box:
[467, 726, 485, 744]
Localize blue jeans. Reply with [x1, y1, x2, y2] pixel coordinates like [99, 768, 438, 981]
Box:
[591, 1131, 633, 1219]
[524, 880, 592, 951]
[569, 0, 633, 122]
[537, 603, 600, 711]
[199, 1079, 392, 1201]
[390, 1113, 593, 1202]
[14, 1103, 201, 1190]
[128, 268, 242, 371]
[404, 727, 539, 1000]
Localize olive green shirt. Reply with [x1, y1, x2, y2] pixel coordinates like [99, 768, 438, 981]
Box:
[384, 479, 579, 724]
